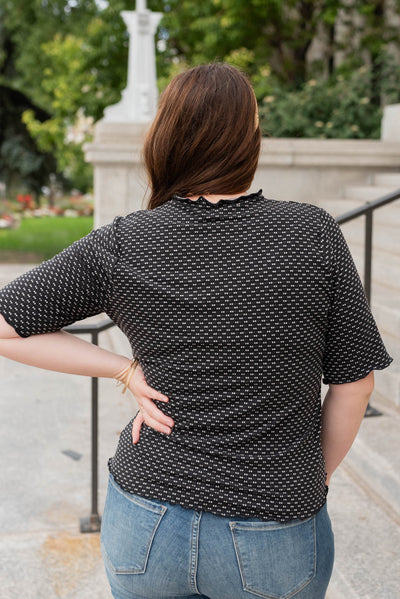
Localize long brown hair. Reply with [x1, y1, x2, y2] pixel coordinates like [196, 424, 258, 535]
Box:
[143, 62, 261, 210]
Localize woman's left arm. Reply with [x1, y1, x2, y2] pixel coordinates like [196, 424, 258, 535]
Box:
[0, 313, 131, 380]
[0, 221, 132, 380]
[0, 220, 173, 438]
[0, 314, 174, 438]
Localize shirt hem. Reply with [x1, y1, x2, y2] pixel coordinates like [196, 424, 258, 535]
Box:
[322, 355, 394, 385]
[0, 309, 31, 338]
[107, 459, 328, 523]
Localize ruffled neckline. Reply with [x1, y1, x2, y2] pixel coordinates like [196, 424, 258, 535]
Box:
[172, 189, 263, 209]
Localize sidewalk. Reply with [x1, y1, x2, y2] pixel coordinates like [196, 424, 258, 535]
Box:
[0, 318, 399, 598]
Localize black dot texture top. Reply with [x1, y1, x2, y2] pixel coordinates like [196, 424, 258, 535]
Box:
[0, 190, 393, 522]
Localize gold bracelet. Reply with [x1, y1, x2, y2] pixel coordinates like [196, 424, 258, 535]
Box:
[115, 358, 139, 394]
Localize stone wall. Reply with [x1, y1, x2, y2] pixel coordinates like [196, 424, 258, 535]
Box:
[84, 107, 400, 227]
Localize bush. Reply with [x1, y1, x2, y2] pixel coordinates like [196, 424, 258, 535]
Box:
[259, 65, 385, 139]
[258, 51, 400, 140]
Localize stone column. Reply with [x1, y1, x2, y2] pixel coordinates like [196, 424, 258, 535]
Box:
[84, 122, 149, 228]
[84, 1, 162, 227]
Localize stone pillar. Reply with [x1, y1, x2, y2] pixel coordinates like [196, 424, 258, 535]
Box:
[84, 122, 149, 228]
[84, 1, 162, 228]
[103, 2, 162, 124]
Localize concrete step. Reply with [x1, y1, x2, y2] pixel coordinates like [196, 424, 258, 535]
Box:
[371, 299, 400, 339]
[373, 172, 400, 187]
[374, 363, 400, 408]
[324, 393, 400, 599]
[318, 199, 361, 215]
[347, 245, 400, 293]
[343, 184, 400, 201]
[342, 392, 400, 524]
[339, 219, 400, 257]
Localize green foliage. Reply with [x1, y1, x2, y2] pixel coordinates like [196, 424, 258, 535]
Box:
[259, 67, 379, 139]
[1, 135, 43, 177]
[0, 0, 135, 192]
[2, 0, 400, 192]
[159, 0, 343, 85]
[20, 32, 98, 191]
[0, 85, 58, 195]
[258, 50, 400, 139]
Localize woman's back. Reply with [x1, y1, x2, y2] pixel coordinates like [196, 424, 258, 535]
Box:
[9, 184, 380, 522]
[108, 191, 330, 522]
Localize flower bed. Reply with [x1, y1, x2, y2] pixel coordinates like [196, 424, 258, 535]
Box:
[0, 193, 94, 229]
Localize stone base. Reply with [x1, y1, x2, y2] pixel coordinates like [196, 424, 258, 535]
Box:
[84, 120, 151, 227]
[93, 121, 149, 145]
[85, 121, 400, 228]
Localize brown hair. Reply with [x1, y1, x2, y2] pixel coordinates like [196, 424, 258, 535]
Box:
[143, 62, 261, 210]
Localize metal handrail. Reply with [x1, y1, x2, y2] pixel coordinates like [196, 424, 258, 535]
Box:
[66, 188, 399, 530]
[336, 188, 400, 306]
[335, 188, 400, 417]
[63, 317, 115, 533]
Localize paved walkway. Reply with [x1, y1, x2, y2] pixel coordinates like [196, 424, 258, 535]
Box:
[0, 266, 399, 598]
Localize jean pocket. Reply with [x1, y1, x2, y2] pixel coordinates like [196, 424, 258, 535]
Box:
[229, 515, 316, 599]
[100, 474, 167, 575]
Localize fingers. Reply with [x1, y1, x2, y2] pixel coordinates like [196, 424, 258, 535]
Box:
[146, 387, 169, 404]
[131, 396, 175, 445]
[128, 372, 169, 405]
[141, 396, 174, 428]
[132, 408, 173, 443]
[143, 412, 173, 436]
[128, 370, 175, 443]
[132, 411, 144, 444]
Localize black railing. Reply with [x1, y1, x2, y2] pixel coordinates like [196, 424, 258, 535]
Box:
[63, 317, 115, 533]
[336, 188, 400, 306]
[335, 188, 400, 417]
[66, 188, 399, 531]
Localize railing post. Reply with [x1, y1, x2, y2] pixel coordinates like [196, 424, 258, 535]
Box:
[363, 207, 382, 418]
[364, 207, 373, 307]
[64, 318, 114, 533]
[80, 329, 102, 532]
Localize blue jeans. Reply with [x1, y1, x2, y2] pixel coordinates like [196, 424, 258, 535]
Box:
[100, 473, 334, 599]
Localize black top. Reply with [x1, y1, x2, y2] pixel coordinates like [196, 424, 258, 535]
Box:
[0, 190, 393, 521]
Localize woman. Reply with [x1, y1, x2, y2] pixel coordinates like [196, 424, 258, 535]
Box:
[0, 63, 393, 599]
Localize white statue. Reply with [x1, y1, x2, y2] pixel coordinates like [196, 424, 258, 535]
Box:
[103, 0, 162, 123]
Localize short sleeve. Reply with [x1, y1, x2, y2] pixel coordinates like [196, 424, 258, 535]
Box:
[0, 216, 121, 338]
[319, 208, 393, 384]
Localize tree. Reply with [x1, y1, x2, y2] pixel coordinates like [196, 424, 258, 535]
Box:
[0, 0, 100, 192]
[1, 0, 400, 192]
[0, 85, 58, 197]
[157, 0, 400, 136]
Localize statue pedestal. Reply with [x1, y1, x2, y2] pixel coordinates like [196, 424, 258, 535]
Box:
[84, 2, 161, 227]
[84, 120, 150, 227]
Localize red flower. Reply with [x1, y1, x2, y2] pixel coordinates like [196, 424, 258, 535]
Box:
[16, 194, 32, 206]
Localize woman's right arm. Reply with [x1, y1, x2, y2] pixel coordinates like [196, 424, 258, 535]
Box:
[321, 370, 374, 485]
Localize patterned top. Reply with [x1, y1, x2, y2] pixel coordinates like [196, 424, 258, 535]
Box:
[0, 190, 393, 521]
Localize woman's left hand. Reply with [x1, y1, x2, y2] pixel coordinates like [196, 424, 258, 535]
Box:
[126, 363, 174, 444]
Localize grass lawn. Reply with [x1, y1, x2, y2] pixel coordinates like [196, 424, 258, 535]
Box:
[0, 216, 94, 262]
